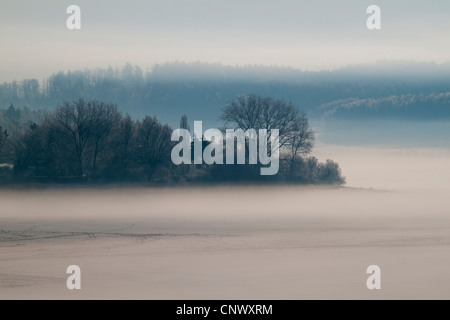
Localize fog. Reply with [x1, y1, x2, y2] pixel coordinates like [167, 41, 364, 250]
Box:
[314, 145, 450, 191]
[2, 1, 450, 82]
[1, 0, 449, 299]
[0, 145, 449, 299]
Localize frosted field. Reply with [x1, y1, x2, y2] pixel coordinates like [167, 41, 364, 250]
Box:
[0, 146, 449, 299]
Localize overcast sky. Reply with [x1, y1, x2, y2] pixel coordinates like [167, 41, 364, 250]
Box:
[1, 0, 449, 82]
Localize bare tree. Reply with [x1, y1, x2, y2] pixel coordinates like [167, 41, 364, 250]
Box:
[13, 102, 125, 179]
[220, 95, 268, 133]
[49, 99, 119, 177]
[220, 94, 309, 147]
[286, 112, 315, 174]
[104, 114, 136, 179]
[220, 94, 314, 157]
[135, 116, 173, 180]
[91, 103, 121, 176]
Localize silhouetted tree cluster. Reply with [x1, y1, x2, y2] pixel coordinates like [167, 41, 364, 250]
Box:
[11, 99, 173, 182]
[220, 94, 315, 172]
[280, 157, 345, 184]
[0, 96, 345, 185]
[195, 95, 344, 184]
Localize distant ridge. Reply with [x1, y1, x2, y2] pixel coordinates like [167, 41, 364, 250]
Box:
[1, 61, 449, 125]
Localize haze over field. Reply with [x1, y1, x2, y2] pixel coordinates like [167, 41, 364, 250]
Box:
[0, 144, 449, 299]
[1, 0, 449, 300]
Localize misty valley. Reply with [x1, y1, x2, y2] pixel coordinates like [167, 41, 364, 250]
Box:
[2, 0, 450, 302]
[0, 63, 449, 300]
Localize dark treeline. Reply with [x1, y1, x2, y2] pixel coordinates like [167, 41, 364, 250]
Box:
[0, 96, 345, 185]
[1, 62, 450, 125]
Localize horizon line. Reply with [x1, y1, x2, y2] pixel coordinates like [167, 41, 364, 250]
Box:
[3, 59, 450, 84]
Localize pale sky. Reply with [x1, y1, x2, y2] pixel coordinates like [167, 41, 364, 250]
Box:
[1, 0, 450, 82]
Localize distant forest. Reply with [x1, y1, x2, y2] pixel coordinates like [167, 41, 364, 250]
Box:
[1, 62, 449, 127]
[2, 61, 449, 185]
[0, 96, 345, 185]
